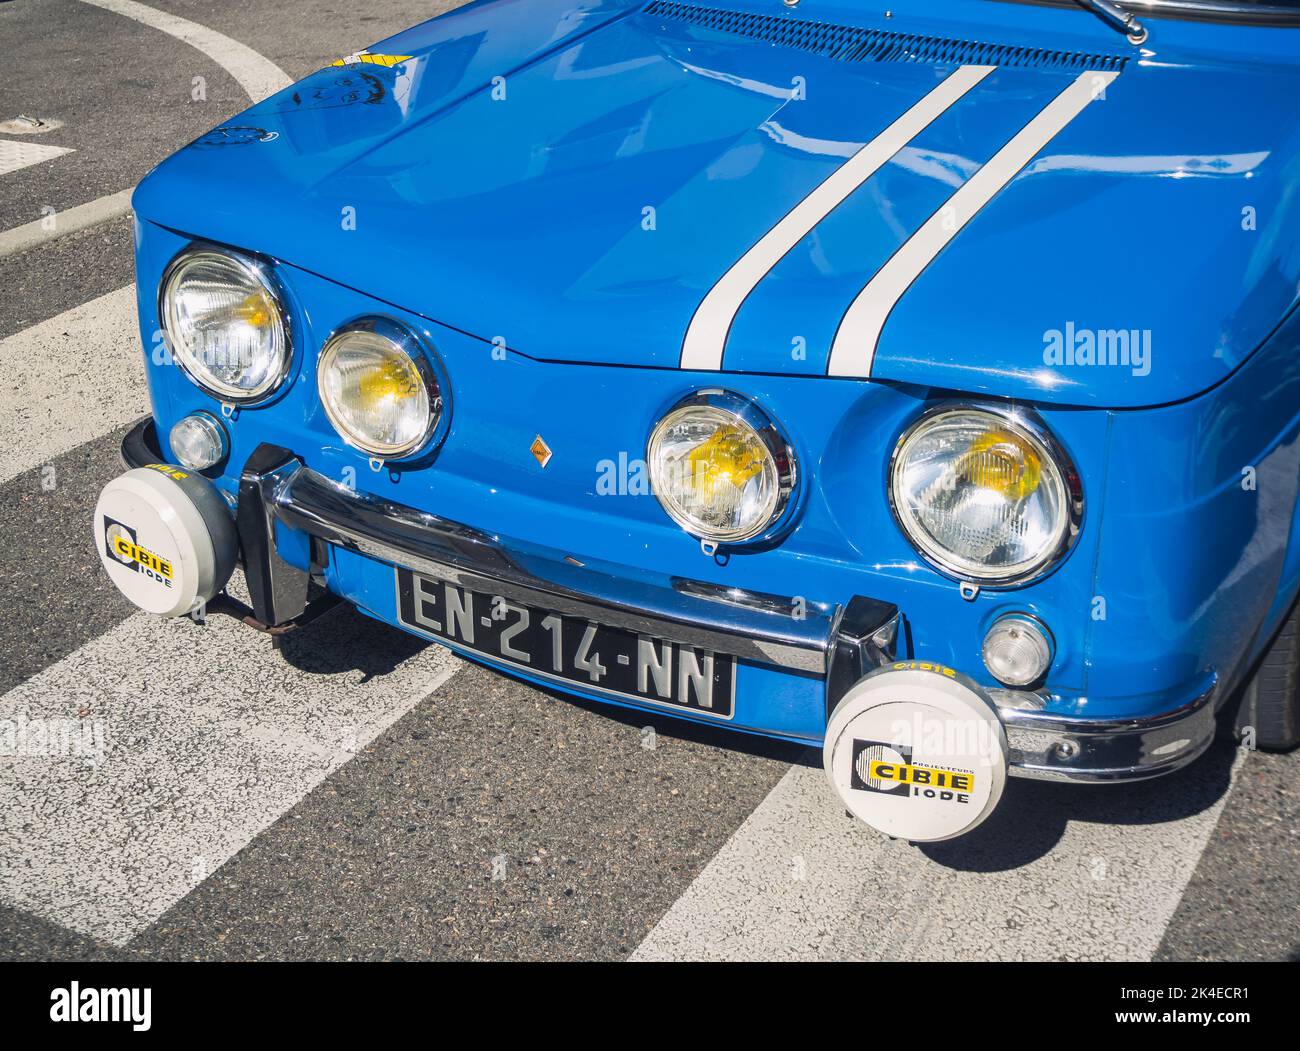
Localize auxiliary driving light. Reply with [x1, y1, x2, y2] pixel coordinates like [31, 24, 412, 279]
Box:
[981, 613, 1054, 687]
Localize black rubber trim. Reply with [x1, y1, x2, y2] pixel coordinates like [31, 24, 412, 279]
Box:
[237, 444, 309, 626]
[120, 416, 164, 470]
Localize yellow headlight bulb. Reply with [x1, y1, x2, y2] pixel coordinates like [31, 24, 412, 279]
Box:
[232, 291, 274, 329]
[357, 356, 419, 407]
[685, 424, 764, 503]
[958, 428, 1042, 500]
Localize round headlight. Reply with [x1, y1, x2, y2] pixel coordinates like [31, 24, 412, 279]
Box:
[160, 248, 290, 401]
[890, 406, 1081, 584]
[647, 390, 796, 544]
[317, 318, 442, 459]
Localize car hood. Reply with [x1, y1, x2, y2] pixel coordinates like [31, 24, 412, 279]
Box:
[134, 0, 1300, 408]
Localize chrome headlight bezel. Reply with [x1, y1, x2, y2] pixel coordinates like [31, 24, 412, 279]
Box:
[647, 389, 798, 545]
[316, 316, 446, 461]
[159, 245, 293, 403]
[888, 402, 1083, 587]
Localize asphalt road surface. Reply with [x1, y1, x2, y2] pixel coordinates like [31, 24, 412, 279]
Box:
[0, 0, 1296, 963]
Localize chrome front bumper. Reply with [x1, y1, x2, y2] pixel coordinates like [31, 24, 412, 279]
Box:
[123, 417, 1219, 783]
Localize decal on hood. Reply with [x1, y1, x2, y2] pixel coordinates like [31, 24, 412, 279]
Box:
[328, 51, 413, 68]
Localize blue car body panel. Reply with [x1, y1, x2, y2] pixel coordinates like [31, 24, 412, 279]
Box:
[133, 0, 1300, 407]
[128, 0, 1300, 741]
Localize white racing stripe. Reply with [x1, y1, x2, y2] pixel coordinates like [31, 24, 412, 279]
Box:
[0, 593, 460, 946]
[679, 65, 996, 372]
[76, 0, 293, 103]
[632, 754, 1245, 962]
[0, 286, 146, 485]
[827, 70, 1119, 377]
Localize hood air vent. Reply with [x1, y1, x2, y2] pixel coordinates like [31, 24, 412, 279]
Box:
[642, 1, 1128, 73]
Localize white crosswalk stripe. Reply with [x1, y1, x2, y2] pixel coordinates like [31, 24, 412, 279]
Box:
[0, 590, 460, 946]
[0, 286, 145, 485]
[631, 757, 1246, 961]
[75, 0, 292, 103]
[0, 138, 74, 178]
[0, 188, 133, 259]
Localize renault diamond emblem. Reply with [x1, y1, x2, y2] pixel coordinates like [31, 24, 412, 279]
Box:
[530, 434, 553, 468]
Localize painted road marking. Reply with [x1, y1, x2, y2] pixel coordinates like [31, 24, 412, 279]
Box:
[76, 0, 292, 103]
[0, 591, 460, 946]
[0, 188, 133, 259]
[0, 2, 292, 255]
[0, 286, 145, 485]
[632, 755, 1245, 961]
[0, 139, 74, 178]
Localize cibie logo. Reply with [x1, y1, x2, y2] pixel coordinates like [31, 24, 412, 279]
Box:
[144, 462, 189, 482]
[103, 517, 173, 587]
[850, 740, 974, 804]
[50, 981, 151, 1031]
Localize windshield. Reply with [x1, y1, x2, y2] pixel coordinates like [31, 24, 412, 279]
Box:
[1006, 0, 1300, 26]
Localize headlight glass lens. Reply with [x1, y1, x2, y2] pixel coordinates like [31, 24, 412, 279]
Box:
[891, 408, 1075, 582]
[647, 394, 793, 543]
[318, 322, 439, 458]
[982, 614, 1054, 687]
[161, 249, 289, 401]
[169, 412, 228, 471]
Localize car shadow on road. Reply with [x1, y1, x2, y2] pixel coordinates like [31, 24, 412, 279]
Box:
[571, 677, 1245, 872]
[269, 611, 1246, 871]
[504, 671, 813, 766]
[918, 725, 1242, 872]
[269, 603, 430, 683]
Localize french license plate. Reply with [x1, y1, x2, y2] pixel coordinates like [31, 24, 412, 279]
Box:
[395, 568, 735, 718]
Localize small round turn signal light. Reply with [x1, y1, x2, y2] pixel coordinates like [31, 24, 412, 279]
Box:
[169, 412, 228, 471]
[981, 613, 1053, 687]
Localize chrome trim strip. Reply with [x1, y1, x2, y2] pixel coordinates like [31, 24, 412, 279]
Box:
[827, 69, 1119, 378]
[1014, 0, 1300, 28]
[678, 64, 996, 372]
[270, 461, 838, 672]
[995, 680, 1219, 782]
[672, 578, 832, 620]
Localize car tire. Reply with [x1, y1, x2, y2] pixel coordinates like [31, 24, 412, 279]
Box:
[1237, 599, 1300, 751]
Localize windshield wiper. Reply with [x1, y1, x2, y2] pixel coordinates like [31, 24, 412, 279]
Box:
[1074, 0, 1149, 44]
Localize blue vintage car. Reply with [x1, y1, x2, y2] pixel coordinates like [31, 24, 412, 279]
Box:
[95, 0, 1300, 840]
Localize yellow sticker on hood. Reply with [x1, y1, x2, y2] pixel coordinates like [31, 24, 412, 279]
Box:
[329, 52, 413, 68]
